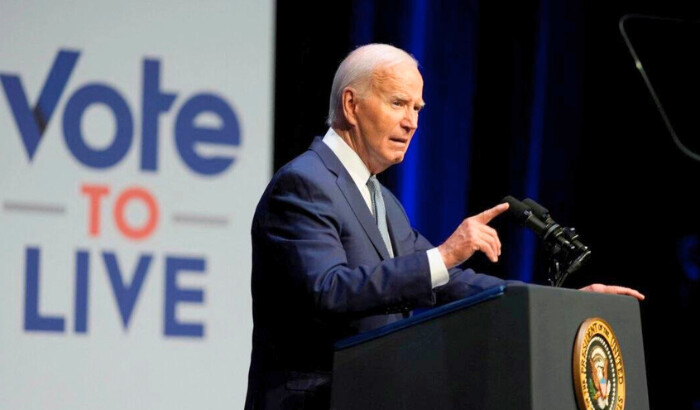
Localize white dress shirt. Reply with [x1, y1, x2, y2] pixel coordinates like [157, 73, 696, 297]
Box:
[322, 128, 450, 288]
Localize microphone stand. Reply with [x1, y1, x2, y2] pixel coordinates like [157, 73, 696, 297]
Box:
[543, 226, 592, 287]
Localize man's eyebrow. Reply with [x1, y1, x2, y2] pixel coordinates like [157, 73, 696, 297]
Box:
[392, 94, 425, 107]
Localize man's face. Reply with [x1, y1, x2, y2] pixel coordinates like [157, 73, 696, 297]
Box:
[349, 62, 424, 174]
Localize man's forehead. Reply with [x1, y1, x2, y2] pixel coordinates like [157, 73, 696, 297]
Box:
[372, 61, 422, 80]
[371, 63, 423, 96]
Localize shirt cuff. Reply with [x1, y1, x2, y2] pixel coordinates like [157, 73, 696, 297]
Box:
[426, 248, 449, 288]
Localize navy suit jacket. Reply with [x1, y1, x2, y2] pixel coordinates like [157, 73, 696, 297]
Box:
[244, 138, 508, 409]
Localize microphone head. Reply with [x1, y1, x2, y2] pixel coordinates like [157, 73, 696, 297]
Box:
[522, 198, 550, 221]
[501, 196, 532, 223]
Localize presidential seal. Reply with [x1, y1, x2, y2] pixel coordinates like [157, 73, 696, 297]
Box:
[573, 318, 626, 410]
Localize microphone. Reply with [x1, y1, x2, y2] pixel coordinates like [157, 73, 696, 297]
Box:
[502, 195, 548, 235]
[522, 198, 553, 224]
[501, 196, 592, 286]
[522, 198, 589, 257]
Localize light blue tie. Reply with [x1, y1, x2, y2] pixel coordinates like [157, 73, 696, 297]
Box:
[367, 175, 394, 257]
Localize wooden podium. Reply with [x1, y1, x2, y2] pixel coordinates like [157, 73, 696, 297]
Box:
[331, 284, 649, 409]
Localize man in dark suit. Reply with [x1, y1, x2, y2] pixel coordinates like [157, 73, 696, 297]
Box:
[244, 43, 643, 409]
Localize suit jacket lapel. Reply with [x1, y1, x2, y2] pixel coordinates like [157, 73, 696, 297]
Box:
[309, 138, 391, 260]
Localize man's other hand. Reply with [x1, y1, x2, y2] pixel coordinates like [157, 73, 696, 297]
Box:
[579, 283, 645, 301]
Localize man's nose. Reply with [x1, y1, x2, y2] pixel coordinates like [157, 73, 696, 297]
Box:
[402, 108, 418, 132]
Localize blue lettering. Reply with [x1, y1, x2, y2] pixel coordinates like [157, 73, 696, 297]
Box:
[175, 93, 240, 176]
[165, 256, 205, 337]
[1, 50, 242, 176]
[141, 59, 177, 171]
[103, 252, 152, 329]
[0, 50, 79, 160]
[74, 250, 89, 333]
[21, 248, 208, 337]
[63, 84, 134, 168]
[24, 247, 65, 332]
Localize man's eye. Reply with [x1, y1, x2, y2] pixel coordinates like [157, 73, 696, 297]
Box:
[392, 100, 403, 106]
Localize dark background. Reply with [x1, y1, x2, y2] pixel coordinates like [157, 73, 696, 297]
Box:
[274, 1, 700, 408]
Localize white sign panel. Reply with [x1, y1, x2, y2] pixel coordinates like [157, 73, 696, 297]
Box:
[0, 1, 273, 408]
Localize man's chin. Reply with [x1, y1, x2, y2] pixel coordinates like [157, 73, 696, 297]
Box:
[374, 151, 408, 172]
[390, 154, 405, 164]
[394, 151, 406, 164]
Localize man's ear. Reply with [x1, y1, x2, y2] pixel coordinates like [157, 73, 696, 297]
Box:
[342, 87, 359, 127]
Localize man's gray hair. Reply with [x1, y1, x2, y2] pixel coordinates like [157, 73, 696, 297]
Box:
[327, 44, 418, 128]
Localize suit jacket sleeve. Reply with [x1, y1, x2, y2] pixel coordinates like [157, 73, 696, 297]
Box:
[381, 188, 516, 306]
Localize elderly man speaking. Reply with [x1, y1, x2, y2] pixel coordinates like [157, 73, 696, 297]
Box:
[244, 43, 643, 410]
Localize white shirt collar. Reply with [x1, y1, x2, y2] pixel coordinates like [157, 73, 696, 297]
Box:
[322, 128, 372, 189]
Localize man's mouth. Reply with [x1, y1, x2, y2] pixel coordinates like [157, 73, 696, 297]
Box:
[389, 137, 408, 144]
